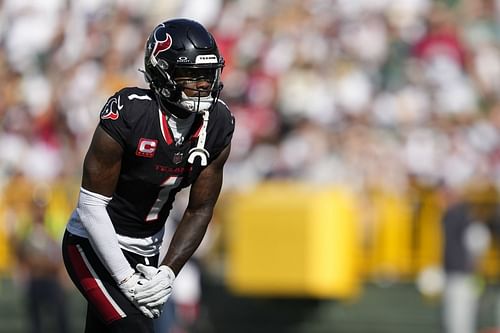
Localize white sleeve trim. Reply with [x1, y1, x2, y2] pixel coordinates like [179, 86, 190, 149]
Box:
[77, 187, 134, 283]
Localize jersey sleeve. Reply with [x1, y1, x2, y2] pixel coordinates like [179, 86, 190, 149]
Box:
[220, 109, 235, 149]
[209, 100, 235, 159]
[98, 90, 132, 148]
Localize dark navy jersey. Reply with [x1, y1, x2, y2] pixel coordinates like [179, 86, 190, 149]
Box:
[98, 87, 234, 238]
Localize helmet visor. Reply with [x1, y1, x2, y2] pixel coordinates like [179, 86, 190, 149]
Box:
[173, 67, 219, 83]
[174, 67, 222, 97]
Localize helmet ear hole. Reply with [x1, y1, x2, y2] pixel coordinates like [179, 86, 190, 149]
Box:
[157, 59, 169, 72]
[160, 87, 171, 99]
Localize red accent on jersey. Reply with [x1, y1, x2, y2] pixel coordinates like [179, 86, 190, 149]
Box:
[136, 138, 158, 158]
[155, 165, 189, 175]
[192, 122, 203, 139]
[160, 113, 174, 145]
[101, 112, 119, 120]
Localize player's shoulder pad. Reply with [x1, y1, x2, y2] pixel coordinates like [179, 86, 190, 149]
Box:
[212, 98, 235, 128]
[100, 87, 155, 122]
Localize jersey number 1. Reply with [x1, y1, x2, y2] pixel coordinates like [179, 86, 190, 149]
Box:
[146, 176, 183, 222]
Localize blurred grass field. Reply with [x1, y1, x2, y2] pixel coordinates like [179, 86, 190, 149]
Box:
[0, 278, 85, 333]
[2, 275, 499, 333]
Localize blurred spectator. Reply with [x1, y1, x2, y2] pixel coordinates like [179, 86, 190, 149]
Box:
[12, 190, 69, 333]
[440, 181, 499, 333]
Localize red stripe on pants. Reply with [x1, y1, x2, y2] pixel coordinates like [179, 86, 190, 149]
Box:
[67, 244, 124, 324]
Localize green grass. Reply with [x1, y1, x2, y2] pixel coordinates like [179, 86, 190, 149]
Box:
[0, 278, 86, 333]
[1, 276, 499, 333]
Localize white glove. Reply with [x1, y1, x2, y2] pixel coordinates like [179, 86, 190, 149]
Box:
[134, 264, 162, 318]
[135, 264, 175, 308]
[118, 272, 155, 319]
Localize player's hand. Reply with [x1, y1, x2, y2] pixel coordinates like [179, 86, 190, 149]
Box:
[135, 264, 175, 308]
[118, 272, 155, 318]
[134, 264, 163, 318]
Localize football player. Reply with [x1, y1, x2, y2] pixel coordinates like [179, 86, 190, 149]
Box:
[61, 18, 234, 333]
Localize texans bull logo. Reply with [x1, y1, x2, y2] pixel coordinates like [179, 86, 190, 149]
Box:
[100, 95, 123, 120]
[152, 25, 172, 59]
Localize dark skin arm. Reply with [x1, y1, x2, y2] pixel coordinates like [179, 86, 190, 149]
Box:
[82, 126, 123, 195]
[79, 126, 137, 283]
[162, 143, 231, 275]
[84, 124, 230, 277]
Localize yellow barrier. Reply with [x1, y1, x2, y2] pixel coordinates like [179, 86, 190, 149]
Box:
[0, 199, 13, 276]
[225, 182, 362, 299]
[366, 189, 414, 280]
[412, 190, 443, 274]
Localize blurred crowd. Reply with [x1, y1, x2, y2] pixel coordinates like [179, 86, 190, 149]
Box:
[221, 0, 500, 196]
[2, 0, 500, 201]
[3, 0, 500, 331]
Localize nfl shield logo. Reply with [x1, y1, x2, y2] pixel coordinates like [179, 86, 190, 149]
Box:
[173, 152, 184, 164]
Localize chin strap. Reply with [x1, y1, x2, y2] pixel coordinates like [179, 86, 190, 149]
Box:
[188, 110, 210, 166]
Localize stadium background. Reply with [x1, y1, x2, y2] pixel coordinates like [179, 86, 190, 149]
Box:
[2, 0, 500, 332]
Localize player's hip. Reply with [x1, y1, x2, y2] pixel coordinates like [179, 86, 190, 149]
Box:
[61, 231, 159, 325]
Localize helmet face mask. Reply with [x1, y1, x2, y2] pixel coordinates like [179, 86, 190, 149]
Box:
[144, 19, 224, 114]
